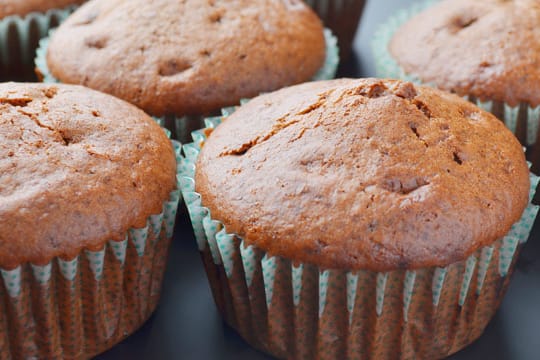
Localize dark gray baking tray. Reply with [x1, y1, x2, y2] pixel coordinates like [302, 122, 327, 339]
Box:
[98, 1, 540, 359]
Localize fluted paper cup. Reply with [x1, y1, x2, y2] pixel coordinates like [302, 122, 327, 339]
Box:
[0, 139, 182, 359]
[179, 113, 539, 360]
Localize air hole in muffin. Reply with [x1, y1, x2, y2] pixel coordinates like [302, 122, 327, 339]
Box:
[200, 50, 212, 57]
[209, 10, 224, 23]
[409, 124, 428, 147]
[449, 14, 478, 33]
[458, 17, 477, 28]
[453, 151, 463, 165]
[158, 59, 192, 76]
[59, 132, 73, 146]
[239, 54, 247, 60]
[365, 194, 375, 209]
[381, 177, 429, 195]
[409, 124, 420, 138]
[85, 35, 108, 49]
[479, 61, 492, 68]
[412, 99, 432, 118]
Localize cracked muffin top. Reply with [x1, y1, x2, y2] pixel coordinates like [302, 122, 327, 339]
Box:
[0, 83, 177, 269]
[0, 0, 84, 18]
[195, 78, 530, 271]
[45, 0, 326, 117]
[390, 0, 540, 107]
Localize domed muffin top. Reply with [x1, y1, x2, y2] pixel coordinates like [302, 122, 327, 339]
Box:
[390, 0, 540, 107]
[46, 0, 326, 116]
[196, 78, 530, 271]
[0, 83, 177, 269]
[0, 0, 84, 18]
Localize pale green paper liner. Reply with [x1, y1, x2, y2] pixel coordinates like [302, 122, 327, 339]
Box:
[35, 28, 339, 142]
[0, 6, 77, 80]
[0, 139, 182, 359]
[179, 114, 539, 359]
[372, 0, 540, 146]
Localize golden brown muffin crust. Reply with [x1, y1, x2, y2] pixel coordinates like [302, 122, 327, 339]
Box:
[0, 83, 177, 269]
[195, 78, 530, 271]
[46, 0, 326, 117]
[390, 0, 540, 107]
[0, 0, 84, 18]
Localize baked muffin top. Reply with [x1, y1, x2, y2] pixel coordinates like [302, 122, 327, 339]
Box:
[196, 78, 530, 271]
[0, 0, 84, 18]
[46, 0, 326, 117]
[390, 0, 540, 107]
[0, 83, 176, 269]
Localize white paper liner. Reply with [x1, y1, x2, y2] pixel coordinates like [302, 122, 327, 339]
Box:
[179, 112, 540, 359]
[0, 139, 182, 359]
[35, 28, 339, 143]
[372, 0, 540, 146]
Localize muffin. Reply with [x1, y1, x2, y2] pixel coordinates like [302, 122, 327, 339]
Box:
[304, 0, 366, 60]
[180, 78, 539, 359]
[0, 82, 181, 359]
[374, 0, 540, 148]
[0, 0, 84, 81]
[35, 0, 339, 142]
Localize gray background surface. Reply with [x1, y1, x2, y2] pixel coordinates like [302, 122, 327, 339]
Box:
[98, 1, 540, 359]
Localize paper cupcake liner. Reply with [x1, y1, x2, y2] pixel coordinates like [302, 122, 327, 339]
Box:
[179, 114, 539, 359]
[372, 0, 540, 146]
[303, 0, 366, 60]
[35, 28, 339, 143]
[0, 6, 77, 80]
[0, 139, 182, 359]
